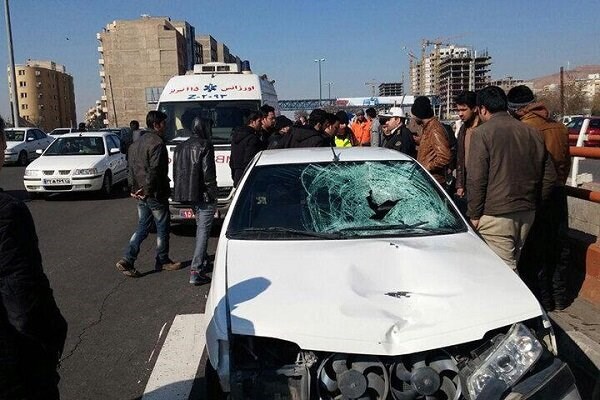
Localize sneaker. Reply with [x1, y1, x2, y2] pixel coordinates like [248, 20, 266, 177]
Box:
[157, 260, 183, 271]
[189, 271, 211, 285]
[116, 259, 142, 278]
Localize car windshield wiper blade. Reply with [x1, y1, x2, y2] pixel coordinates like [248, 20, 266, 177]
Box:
[337, 221, 428, 232]
[230, 227, 341, 239]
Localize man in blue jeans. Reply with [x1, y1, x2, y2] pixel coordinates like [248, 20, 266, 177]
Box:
[116, 111, 181, 277]
[172, 116, 217, 285]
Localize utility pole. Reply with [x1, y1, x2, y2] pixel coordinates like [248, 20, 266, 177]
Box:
[314, 58, 325, 106]
[4, 0, 19, 127]
[560, 66, 565, 116]
[326, 82, 333, 101]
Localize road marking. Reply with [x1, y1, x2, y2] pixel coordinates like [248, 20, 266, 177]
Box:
[142, 314, 207, 399]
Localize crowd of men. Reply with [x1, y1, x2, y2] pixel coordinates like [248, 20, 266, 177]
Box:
[227, 87, 571, 312]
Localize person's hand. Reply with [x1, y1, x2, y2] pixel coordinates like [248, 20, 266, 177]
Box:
[130, 188, 146, 200]
[470, 218, 480, 229]
[456, 188, 465, 198]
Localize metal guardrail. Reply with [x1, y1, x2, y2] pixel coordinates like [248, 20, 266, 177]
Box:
[568, 118, 600, 204]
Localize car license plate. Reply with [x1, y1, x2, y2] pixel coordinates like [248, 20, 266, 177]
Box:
[43, 178, 71, 185]
[179, 209, 195, 219]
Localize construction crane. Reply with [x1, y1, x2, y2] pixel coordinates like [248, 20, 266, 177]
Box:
[365, 79, 379, 97]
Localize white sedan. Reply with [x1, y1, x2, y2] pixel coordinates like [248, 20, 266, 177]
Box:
[204, 147, 581, 400]
[4, 127, 53, 165]
[23, 131, 127, 198]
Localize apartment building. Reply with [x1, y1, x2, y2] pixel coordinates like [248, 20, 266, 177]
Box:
[379, 82, 404, 97]
[8, 60, 76, 132]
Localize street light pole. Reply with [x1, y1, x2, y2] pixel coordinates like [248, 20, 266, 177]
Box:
[327, 82, 333, 101]
[4, 0, 19, 127]
[314, 58, 325, 106]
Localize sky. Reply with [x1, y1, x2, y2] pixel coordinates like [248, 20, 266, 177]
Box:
[0, 0, 598, 124]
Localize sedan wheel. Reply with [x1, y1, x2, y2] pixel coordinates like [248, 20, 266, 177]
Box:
[100, 172, 112, 197]
[18, 151, 28, 166]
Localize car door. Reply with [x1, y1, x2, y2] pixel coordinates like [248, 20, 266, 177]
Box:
[33, 130, 51, 156]
[25, 130, 38, 159]
[106, 135, 127, 182]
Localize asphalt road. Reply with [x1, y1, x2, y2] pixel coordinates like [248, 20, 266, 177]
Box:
[0, 165, 215, 400]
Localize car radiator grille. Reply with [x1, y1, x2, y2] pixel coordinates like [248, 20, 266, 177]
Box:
[43, 185, 72, 191]
[43, 170, 55, 175]
[59, 170, 71, 175]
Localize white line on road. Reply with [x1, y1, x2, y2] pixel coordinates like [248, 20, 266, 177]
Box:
[142, 314, 207, 400]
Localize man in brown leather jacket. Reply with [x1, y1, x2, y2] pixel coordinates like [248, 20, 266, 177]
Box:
[411, 96, 452, 185]
[508, 85, 571, 311]
[467, 86, 556, 272]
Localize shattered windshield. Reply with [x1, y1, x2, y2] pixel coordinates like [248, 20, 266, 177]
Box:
[227, 160, 466, 239]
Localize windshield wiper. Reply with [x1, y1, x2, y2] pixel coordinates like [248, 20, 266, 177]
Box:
[229, 227, 341, 239]
[337, 221, 428, 232]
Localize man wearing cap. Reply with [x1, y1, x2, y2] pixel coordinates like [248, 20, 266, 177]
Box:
[267, 115, 294, 150]
[379, 107, 416, 157]
[411, 96, 452, 185]
[507, 85, 570, 311]
[351, 109, 371, 146]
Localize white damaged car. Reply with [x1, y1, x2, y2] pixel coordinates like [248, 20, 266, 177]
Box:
[205, 147, 581, 400]
[23, 131, 127, 198]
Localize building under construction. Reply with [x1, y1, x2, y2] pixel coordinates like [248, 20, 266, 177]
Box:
[410, 44, 492, 118]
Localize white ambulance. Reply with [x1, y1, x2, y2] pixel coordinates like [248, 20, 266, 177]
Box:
[156, 61, 278, 221]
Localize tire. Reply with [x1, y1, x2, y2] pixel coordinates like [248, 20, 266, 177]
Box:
[18, 151, 28, 166]
[205, 359, 228, 400]
[100, 172, 112, 197]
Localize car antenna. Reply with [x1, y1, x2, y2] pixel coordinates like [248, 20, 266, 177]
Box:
[330, 144, 340, 162]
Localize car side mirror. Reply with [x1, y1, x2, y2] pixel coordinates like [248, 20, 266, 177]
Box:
[109, 147, 120, 155]
[27, 137, 35, 142]
[35, 149, 43, 155]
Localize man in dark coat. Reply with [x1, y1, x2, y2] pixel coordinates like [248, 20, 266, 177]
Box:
[0, 117, 67, 399]
[284, 109, 331, 148]
[229, 111, 263, 187]
[116, 110, 182, 277]
[379, 107, 416, 157]
[267, 115, 294, 149]
[173, 117, 217, 285]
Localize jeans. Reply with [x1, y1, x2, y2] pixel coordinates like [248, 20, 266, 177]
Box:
[123, 197, 170, 265]
[191, 202, 216, 272]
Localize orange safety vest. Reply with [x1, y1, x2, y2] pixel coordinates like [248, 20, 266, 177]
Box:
[351, 120, 371, 145]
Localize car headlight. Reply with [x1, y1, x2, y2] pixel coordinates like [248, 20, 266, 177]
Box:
[466, 323, 543, 399]
[73, 168, 98, 175]
[24, 170, 41, 177]
[5, 150, 17, 155]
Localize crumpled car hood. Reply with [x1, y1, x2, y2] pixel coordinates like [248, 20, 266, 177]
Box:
[226, 232, 542, 355]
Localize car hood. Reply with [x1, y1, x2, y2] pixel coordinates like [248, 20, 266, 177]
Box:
[28, 155, 104, 170]
[5, 142, 23, 150]
[226, 233, 542, 355]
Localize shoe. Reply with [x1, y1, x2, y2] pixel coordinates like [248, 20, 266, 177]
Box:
[116, 259, 142, 278]
[157, 260, 183, 271]
[189, 271, 211, 285]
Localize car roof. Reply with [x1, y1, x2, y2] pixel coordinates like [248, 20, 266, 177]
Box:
[255, 147, 413, 166]
[52, 131, 113, 138]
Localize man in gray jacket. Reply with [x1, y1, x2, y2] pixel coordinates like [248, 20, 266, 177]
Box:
[467, 86, 556, 271]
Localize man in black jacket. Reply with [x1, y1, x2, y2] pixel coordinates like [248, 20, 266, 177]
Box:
[173, 117, 217, 285]
[116, 111, 181, 277]
[230, 111, 263, 187]
[284, 109, 331, 148]
[0, 117, 67, 399]
[379, 107, 416, 157]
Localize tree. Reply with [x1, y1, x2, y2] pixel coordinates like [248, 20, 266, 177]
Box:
[591, 92, 600, 116]
[537, 81, 589, 117]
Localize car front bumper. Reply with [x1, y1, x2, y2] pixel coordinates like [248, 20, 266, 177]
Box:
[4, 153, 19, 163]
[24, 174, 104, 193]
[506, 358, 581, 400]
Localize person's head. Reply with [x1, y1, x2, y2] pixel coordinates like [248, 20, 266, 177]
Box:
[191, 117, 213, 140]
[411, 96, 434, 125]
[181, 110, 197, 130]
[355, 109, 365, 122]
[380, 107, 406, 133]
[260, 104, 276, 131]
[299, 115, 307, 125]
[274, 115, 293, 135]
[308, 109, 327, 132]
[454, 91, 478, 124]
[78, 122, 86, 132]
[476, 86, 508, 122]
[130, 120, 140, 131]
[146, 110, 168, 135]
[365, 107, 377, 121]
[323, 113, 340, 137]
[246, 111, 263, 131]
[507, 85, 535, 118]
[0, 117, 6, 171]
